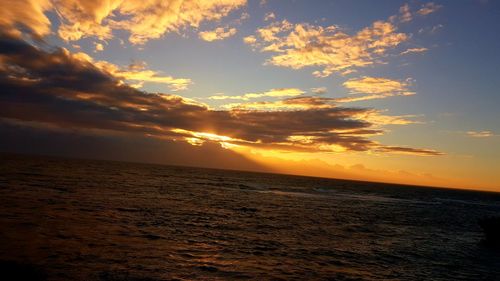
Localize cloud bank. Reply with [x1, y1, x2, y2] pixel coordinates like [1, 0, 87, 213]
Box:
[0, 32, 441, 156]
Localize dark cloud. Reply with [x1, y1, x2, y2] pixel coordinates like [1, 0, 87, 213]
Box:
[0, 120, 268, 172]
[0, 32, 441, 156]
[378, 146, 443, 156]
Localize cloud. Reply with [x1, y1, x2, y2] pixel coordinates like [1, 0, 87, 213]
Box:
[466, 131, 494, 138]
[377, 146, 443, 156]
[343, 76, 413, 95]
[264, 12, 276, 21]
[209, 88, 304, 101]
[0, 0, 52, 38]
[334, 92, 415, 103]
[243, 35, 257, 44]
[222, 96, 421, 126]
[1, 0, 246, 44]
[0, 32, 440, 157]
[417, 2, 442, 16]
[94, 42, 104, 52]
[245, 16, 409, 77]
[311, 87, 327, 95]
[199, 26, 237, 42]
[336, 76, 416, 102]
[89, 57, 192, 91]
[400, 47, 428, 55]
[399, 4, 412, 23]
[221, 96, 336, 111]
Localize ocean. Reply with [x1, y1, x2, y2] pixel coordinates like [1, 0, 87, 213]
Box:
[0, 154, 499, 280]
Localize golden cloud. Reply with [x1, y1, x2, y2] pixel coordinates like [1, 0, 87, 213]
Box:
[199, 26, 237, 42]
[245, 18, 408, 77]
[94, 42, 104, 52]
[243, 35, 257, 44]
[1, 0, 246, 44]
[209, 88, 304, 101]
[343, 76, 413, 95]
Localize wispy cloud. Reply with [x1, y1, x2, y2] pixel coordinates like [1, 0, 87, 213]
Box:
[209, 88, 304, 100]
[377, 146, 443, 156]
[311, 87, 327, 95]
[417, 2, 442, 16]
[400, 47, 428, 55]
[399, 4, 413, 23]
[92, 57, 192, 91]
[466, 131, 494, 138]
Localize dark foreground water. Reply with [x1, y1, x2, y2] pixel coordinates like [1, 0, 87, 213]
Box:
[0, 154, 499, 280]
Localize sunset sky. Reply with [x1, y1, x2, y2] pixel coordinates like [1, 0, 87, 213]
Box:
[1, 0, 499, 191]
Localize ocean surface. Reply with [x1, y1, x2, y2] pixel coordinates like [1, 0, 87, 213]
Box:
[0, 154, 499, 280]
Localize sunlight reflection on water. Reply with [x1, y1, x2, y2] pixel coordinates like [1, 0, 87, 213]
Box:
[0, 154, 499, 280]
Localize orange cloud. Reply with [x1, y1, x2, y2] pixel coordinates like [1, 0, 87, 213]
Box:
[0, 0, 52, 38]
[1, 0, 246, 44]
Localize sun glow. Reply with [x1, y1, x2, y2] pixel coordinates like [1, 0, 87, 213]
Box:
[171, 128, 241, 149]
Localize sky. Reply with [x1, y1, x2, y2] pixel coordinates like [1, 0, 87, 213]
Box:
[1, 0, 499, 191]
